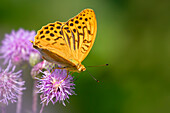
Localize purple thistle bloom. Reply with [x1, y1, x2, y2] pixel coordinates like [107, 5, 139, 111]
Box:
[37, 69, 76, 106]
[0, 28, 40, 65]
[0, 61, 26, 105]
[31, 60, 54, 78]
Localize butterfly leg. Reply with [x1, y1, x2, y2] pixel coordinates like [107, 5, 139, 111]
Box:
[59, 70, 69, 84]
[63, 70, 69, 81]
[41, 67, 67, 80]
[50, 66, 68, 74]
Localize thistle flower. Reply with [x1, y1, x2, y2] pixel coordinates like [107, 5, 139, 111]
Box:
[0, 61, 26, 105]
[0, 28, 40, 65]
[37, 69, 76, 106]
[31, 60, 54, 78]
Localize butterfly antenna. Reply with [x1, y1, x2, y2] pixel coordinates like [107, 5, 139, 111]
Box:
[86, 70, 99, 83]
[30, 40, 33, 44]
[87, 64, 108, 67]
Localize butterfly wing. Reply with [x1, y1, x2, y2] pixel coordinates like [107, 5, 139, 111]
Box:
[33, 9, 97, 68]
[33, 21, 76, 66]
[62, 9, 97, 63]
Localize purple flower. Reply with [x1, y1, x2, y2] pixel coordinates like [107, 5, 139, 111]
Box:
[0, 61, 26, 105]
[31, 60, 54, 78]
[0, 28, 40, 65]
[37, 69, 76, 106]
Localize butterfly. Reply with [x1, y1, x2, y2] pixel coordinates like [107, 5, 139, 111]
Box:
[31, 9, 97, 73]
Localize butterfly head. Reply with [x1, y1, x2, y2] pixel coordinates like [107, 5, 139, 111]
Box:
[77, 64, 86, 72]
[30, 40, 38, 49]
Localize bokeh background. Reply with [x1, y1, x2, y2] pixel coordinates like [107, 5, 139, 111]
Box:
[0, 0, 170, 113]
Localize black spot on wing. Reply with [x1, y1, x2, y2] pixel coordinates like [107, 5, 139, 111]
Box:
[57, 26, 60, 29]
[54, 37, 62, 41]
[83, 39, 92, 43]
[67, 30, 70, 33]
[70, 23, 73, 26]
[46, 31, 49, 34]
[50, 27, 53, 30]
[52, 42, 57, 45]
[79, 33, 84, 35]
[60, 43, 65, 45]
[64, 27, 69, 30]
[40, 31, 43, 34]
[84, 44, 89, 48]
[41, 35, 45, 39]
[88, 30, 91, 35]
[44, 27, 48, 29]
[46, 38, 50, 41]
[73, 29, 76, 33]
[81, 47, 87, 51]
[78, 26, 81, 29]
[59, 31, 63, 35]
[50, 33, 54, 37]
[75, 20, 79, 24]
[57, 22, 62, 25]
[49, 24, 55, 26]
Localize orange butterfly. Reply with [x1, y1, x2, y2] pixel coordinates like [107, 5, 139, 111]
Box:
[31, 9, 97, 73]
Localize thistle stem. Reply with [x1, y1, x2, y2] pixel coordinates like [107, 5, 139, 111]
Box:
[32, 80, 38, 113]
[16, 78, 23, 113]
[39, 103, 45, 113]
[1, 104, 6, 113]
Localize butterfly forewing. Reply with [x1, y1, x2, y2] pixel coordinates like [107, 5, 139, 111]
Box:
[34, 21, 74, 60]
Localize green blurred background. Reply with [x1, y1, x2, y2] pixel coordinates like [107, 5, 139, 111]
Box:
[0, 0, 170, 113]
